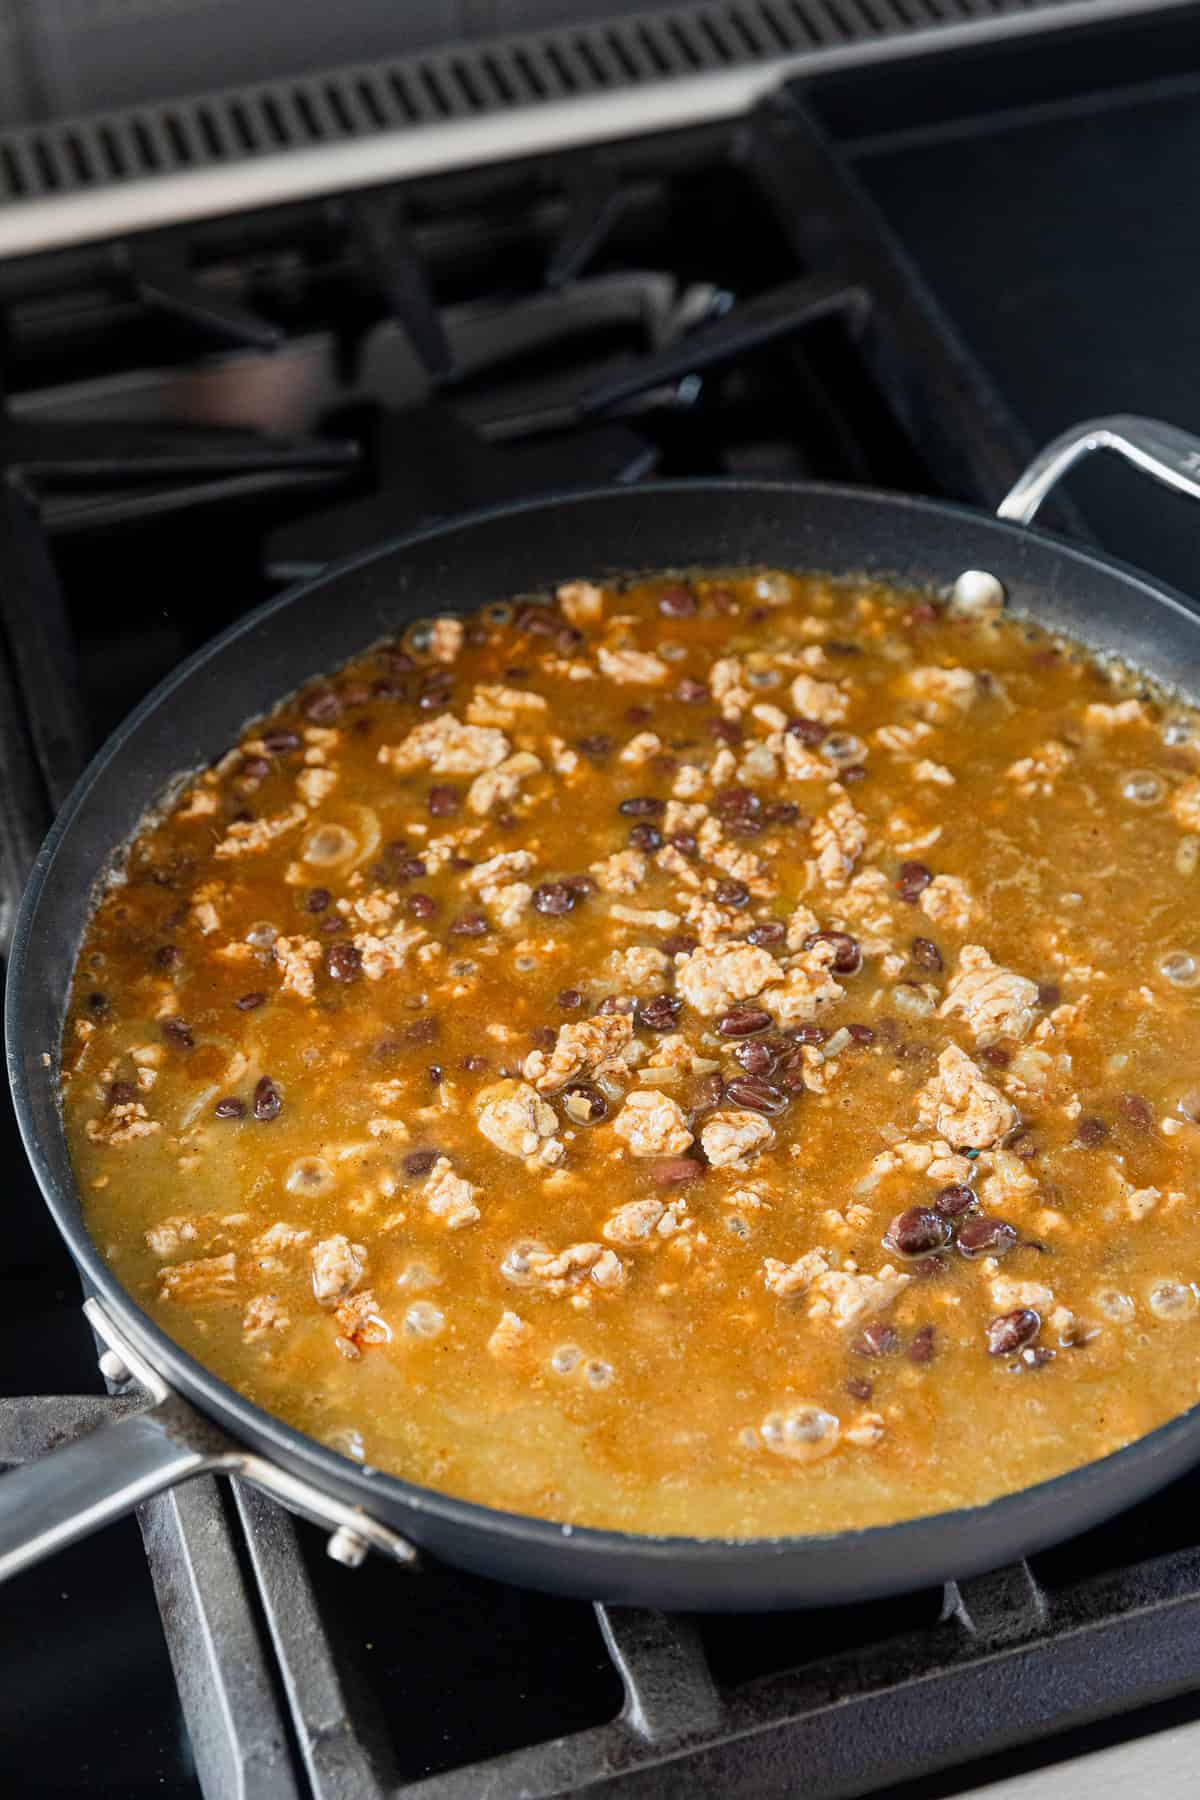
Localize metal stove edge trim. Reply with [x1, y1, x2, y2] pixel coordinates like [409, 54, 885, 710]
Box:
[0, 0, 1189, 259]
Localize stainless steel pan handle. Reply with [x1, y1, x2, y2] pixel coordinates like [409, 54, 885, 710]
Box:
[0, 1298, 419, 1581]
[998, 414, 1200, 524]
[0, 1406, 212, 1579]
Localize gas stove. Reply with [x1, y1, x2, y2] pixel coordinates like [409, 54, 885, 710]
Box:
[5, 6, 1200, 1795]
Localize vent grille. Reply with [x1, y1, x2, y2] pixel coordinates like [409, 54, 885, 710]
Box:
[0, 0, 1178, 251]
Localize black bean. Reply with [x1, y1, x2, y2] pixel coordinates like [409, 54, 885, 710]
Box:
[450, 912, 489, 937]
[655, 1156, 702, 1185]
[734, 1039, 778, 1075]
[326, 943, 362, 982]
[253, 1077, 282, 1122]
[763, 800, 804, 826]
[626, 704, 654, 726]
[304, 689, 342, 724]
[909, 1323, 936, 1363]
[154, 944, 181, 969]
[1120, 1091, 1153, 1128]
[403, 1149, 438, 1177]
[1005, 1127, 1039, 1160]
[1037, 981, 1062, 1009]
[557, 988, 583, 1010]
[533, 882, 579, 917]
[896, 861, 932, 902]
[957, 1216, 1018, 1258]
[161, 1017, 194, 1051]
[713, 785, 759, 822]
[676, 678, 708, 703]
[514, 604, 557, 636]
[1075, 1116, 1108, 1147]
[911, 936, 943, 973]
[629, 823, 663, 851]
[667, 831, 698, 857]
[883, 1206, 952, 1259]
[723, 1075, 788, 1115]
[428, 1065, 443, 1085]
[787, 1022, 829, 1045]
[427, 784, 460, 817]
[726, 815, 765, 839]
[717, 1006, 772, 1037]
[240, 755, 270, 781]
[263, 728, 302, 752]
[714, 878, 750, 908]
[638, 993, 681, 1032]
[986, 1309, 1041, 1355]
[562, 1081, 609, 1123]
[660, 934, 698, 957]
[845, 1377, 874, 1400]
[618, 796, 665, 818]
[563, 874, 596, 896]
[391, 855, 427, 883]
[306, 887, 331, 913]
[746, 919, 786, 947]
[577, 734, 613, 760]
[235, 991, 266, 1011]
[775, 1050, 807, 1093]
[980, 1045, 1011, 1067]
[802, 930, 862, 975]
[935, 1183, 976, 1217]
[847, 1023, 876, 1045]
[214, 1096, 246, 1119]
[842, 764, 867, 784]
[852, 1321, 899, 1358]
[787, 717, 827, 744]
[708, 717, 742, 744]
[321, 916, 346, 934]
[530, 1025, 556, 1052]
[108, 1081, 138, 1106]
[407, 893, 438, 919]
[658, 583, 696, 616]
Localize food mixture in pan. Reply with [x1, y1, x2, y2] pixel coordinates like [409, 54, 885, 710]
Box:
[62, 568, 1200, 1537]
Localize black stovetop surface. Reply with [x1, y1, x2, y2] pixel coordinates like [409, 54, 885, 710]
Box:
[6, 10, 1200, 1795]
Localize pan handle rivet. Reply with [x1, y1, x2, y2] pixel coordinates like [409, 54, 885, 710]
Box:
[98, 1349, 132, 1384]
[326, 1525, 370, 1568]
[950, 569, 1005, 615]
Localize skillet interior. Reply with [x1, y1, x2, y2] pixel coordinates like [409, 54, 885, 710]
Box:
[10, 479, 1200, 1610]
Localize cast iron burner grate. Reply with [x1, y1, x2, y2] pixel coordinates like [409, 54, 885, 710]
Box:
[0, 64, 1188, 1800]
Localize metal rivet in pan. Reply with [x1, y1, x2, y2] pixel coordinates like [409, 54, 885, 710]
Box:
[326, 1525, 370, 1568]
[950, 569, 1006, 615]
[98, 1349, 131, 1384]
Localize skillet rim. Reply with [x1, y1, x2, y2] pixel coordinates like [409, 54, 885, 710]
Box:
[8, 473, 1200, 1575]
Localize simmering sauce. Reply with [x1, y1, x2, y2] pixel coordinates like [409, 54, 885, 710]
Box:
[62, 569, 1200, 1537]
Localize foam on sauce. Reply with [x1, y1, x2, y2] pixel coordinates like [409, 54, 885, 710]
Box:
[62, 569, 1200, 1537]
